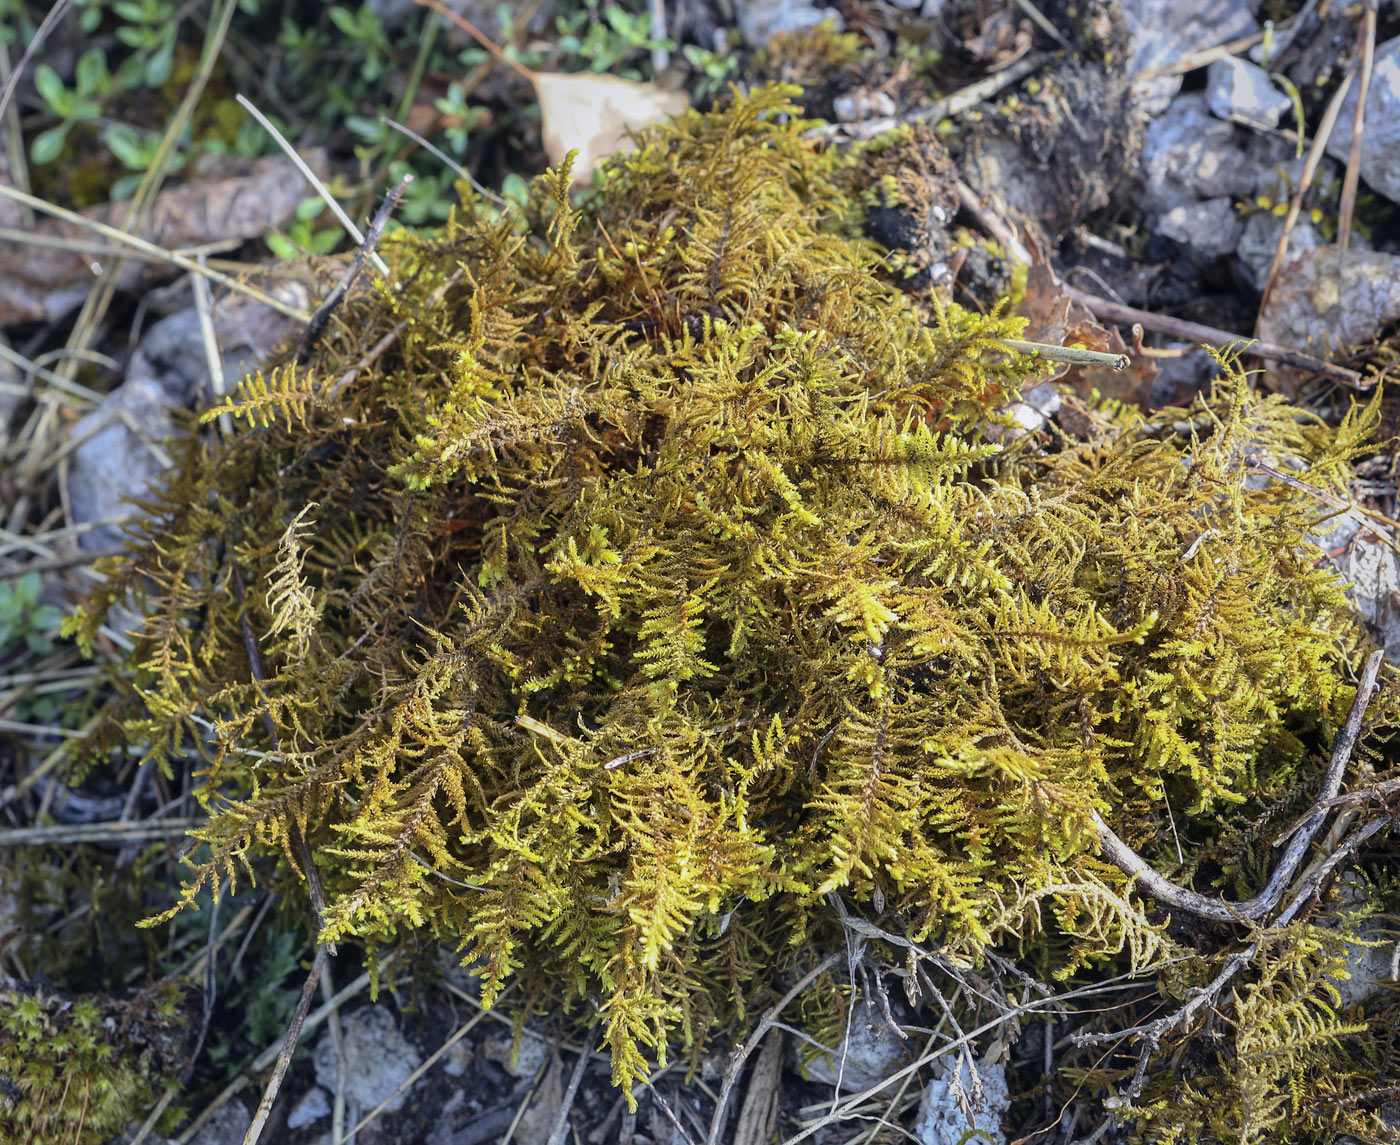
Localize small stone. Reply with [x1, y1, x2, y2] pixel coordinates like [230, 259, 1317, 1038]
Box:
[735, 0, 843, 49]
[1139, 95, 1291, 214]
[1324, 36, 1400, 206]
[186, 1100, 252, 1145]
[287, 1085, 331, 1130]
[67, 377, 176, 553]
[312, 1005, 422, 1114]
[1256, 246, 1400, 356]
[1234, 212, 1324, 291]
[1156, 196, 1244, 259]
[442, 1037, 473, 1077]
[913, 1058, 1009, 1145]
[1206, 56, 1293, 129]
[989, 382, 1061, 442]
[126, 298, 297, 409]
[796, 997, 907, 1091]
[1120, 0, 1258, 78]
[833, 91, 897, 123]
[481, 1029, 550, 1078]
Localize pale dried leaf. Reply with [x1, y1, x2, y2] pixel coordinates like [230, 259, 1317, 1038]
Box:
[0, 153, 326, 326]
[533, 72, 688, 185]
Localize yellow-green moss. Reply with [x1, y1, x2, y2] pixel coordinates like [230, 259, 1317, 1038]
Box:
[69, 86, 1397, 1132]
[0, 980, 189, 1143]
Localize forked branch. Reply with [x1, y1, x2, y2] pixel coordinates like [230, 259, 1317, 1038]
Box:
[1092, 649, 1384, 924]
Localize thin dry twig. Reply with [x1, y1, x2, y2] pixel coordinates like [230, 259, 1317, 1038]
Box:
[55, 0, 241, 395]
[295, 174, 411, 365]
[240, 942, 330, 1145]
[954, 178, 1033, 266]
[776, 966, 1185, 1145]
[0, 184, 310, 323]
[0, 819, 199, 847]
[1004, 339, 1129, 371]
[1337, 0, 1378, 253]
[708, 953, 844, 1145]
[1091, 649, 1383, 923]
[1075, 810, 1395, 1108]
[235, 92, 392, 280]
[808, 55, 1048, 143]
[1063, 285, 1365, 387]
[545, 1024, 598, 1145]
[1256, 60, 1357, 325]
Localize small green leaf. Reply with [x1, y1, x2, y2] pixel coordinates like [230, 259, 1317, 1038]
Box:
[33, 64, 68, 114]
[144, 38, 174, 87]
[74, 47, 109, 98]
[265, 231, 299, 261]
[17, 571, 42, 604]
[293, 195, 327, 222]
[103, 123, 146, 168]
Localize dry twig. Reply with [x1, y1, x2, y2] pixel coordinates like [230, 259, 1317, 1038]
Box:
[1337, 0, 1378, 252]
[1091, 649, 1383, 923]
[1064, 286, 1364, 386]
[708, 953, 844, 1145]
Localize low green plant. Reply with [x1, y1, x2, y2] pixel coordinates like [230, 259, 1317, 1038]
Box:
[554, 0, 673, 76]
[681, 42, 740, 103]
[0, 571, 65, 659]
[265, 195, 346, 261]
[30, 48, 110, 164]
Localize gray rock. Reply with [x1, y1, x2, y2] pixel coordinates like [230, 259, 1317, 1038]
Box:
[1157, 196, 1244, 259]
[834, 90, 896, 123]
[65, 293, 296, 551]
[1235, 212, 1324, 290]
[1256, 246, 1400, 355]
[127, 298, 294, 409]
[481, 1028, 550, 1078]
[1325, 35, 1400, 206]
[311, 1005, 422, 1115]
[797, 997, 907, 1091]
[1140, 94, 1291, 214]
[1206, 56, 1293, 129]
[67, 377, 176, 552]
[186, 1100, 251, 1145]
[287, 1085, 331, 1130]
[1331, 527, 1400, 661]
[913, 1058, 1008, 1145]
[735, 0, 844, 49]
[1325, 874, 1400, 1010]
[1120, 0, 1259, 79]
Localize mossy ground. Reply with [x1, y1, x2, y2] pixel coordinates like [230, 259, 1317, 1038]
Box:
[27, 85, 1393, 1142]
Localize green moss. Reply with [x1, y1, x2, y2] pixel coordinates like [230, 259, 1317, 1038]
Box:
[0, 980, 190, 1143]
[69, 85, 1397, 1130]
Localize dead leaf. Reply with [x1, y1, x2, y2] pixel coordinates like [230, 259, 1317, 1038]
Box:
[534, 72, 689, 184]
[0, 153, 324, 327]
[1018, 255, 1162, 410]
[412, 0, 687, 185]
